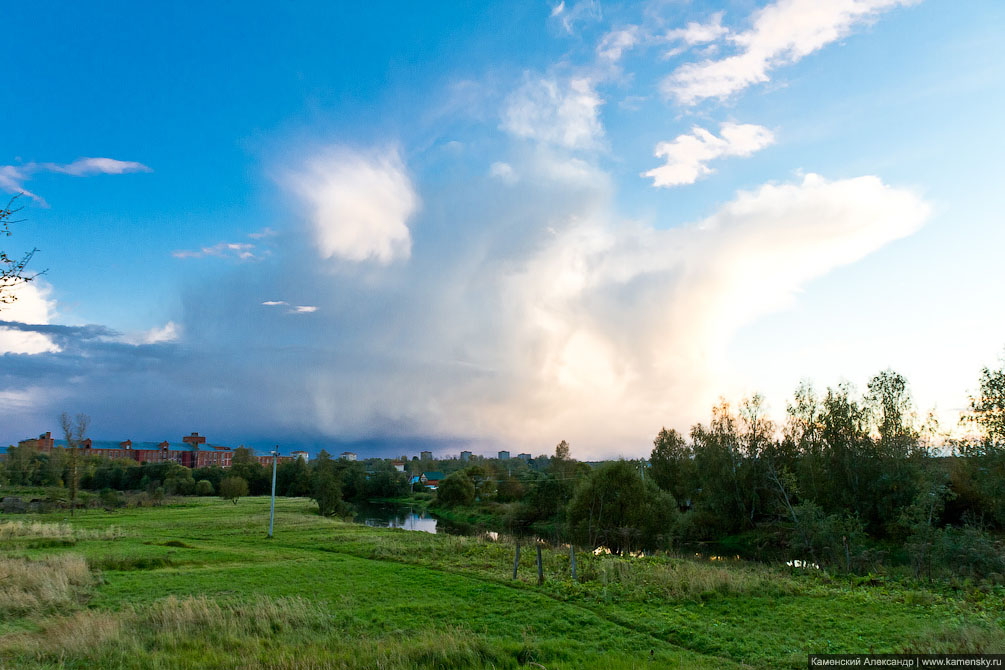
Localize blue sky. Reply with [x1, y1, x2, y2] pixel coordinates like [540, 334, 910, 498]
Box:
[2, 0, 1004, 457]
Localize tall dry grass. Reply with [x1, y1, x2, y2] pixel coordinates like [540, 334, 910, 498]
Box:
[0, 554, 94, 616]
[584, 555, 801, 600]
[0, 520, 124, 541]
[2, 595, 353, 667]
[1, 596, 506, 670]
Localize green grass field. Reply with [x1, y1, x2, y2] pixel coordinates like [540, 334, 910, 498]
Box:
[1, 497, 1002, 669]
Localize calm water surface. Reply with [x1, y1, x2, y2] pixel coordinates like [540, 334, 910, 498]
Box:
[353, 502, 440, 534]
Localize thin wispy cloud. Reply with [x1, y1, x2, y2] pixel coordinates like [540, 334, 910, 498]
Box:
[549, 0, 601, 35]
[0, 157, 151, 204]
[664, 12, 729, 47]
[597, 27, 640, 63]
[43, 157, 151, 177]
[172, 242, 258, 261]
[489, 162, 518, 184]
[644, 122, 775, 187]
[501, 75, 605, 150]
[664, 0, 915, 105]
[119, 321, 181, 346]
[261, 300, 318, 314]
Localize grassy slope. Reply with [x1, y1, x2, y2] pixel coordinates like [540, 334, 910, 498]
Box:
[1, 497, 1002, 669]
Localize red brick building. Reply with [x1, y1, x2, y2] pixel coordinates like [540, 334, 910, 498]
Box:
[16, 432, 233, 468]
[256, 454, 295, 467]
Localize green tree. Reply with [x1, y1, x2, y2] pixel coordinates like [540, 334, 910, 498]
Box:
[463, 465, 495, 501]
[219, 476, 248, 504]
[40, 449, 67, 487]
[230, 446, 269, 494]
[364, 461, 408, 499]
[3, 444, 40, 485]
[164, 467, 195, 495]
[968, 360, 1005, 447]
[313, 471, 343, 516]
[195, 479, 214, 496]
[689, 401, 749, 536]
[784, 381, 825, 503]
[311, 451, 350, 516]
[866, 369, 918, 455]
[436, 471, 475, 507]
[649, 427, 696, 507]
[59, 411, 90, 516]
[567, 460, 678, 555]
[819, 383, 873, 521]
[514, 473, 567, 527]
[554, 440, 570, 460]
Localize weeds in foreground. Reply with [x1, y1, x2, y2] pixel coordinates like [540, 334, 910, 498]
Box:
[583, 554, 802, 601]
[0, 520, 124, 541]
[1, 595, 510, 670]
[900, 623, 1005, 654]
[0, 554, 94, 616]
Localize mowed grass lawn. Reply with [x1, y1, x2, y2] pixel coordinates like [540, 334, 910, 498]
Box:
[1, 497, 1003, 669]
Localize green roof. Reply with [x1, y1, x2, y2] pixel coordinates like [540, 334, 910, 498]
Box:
[422, 471, 445, 480]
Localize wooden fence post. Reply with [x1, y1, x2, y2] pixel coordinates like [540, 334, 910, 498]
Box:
[513, 541, 520, 580]
[536, 543, 544, 585]
[570, 544, 577, 582]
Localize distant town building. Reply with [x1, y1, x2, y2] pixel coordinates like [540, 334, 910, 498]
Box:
[291, 450, 309, 461]
[257, 453, 295, 467]
[182, 432, 207, 447]
[420, 450, 433, 460]
[340, 451, 357, 461]
[460, 450, 472, 462]
[517, 453, 531, 462]
[16, 432, 232, 468]
[497, 450, 510, 460]
[17, 432, 55, 451]
[420, 471, 445, 489]
[391, 460, 406, 472]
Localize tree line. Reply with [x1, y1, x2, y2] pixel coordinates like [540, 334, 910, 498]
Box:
[3, 362, 1004, 578]
[431, 365, 1005, 579]
[0, 445, 411, 513]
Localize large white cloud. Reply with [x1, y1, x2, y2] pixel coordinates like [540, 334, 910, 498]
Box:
[0, 282, 60, 355]
[644, 122, 775, 187]
[284, 147, 419, 264]
[664, 0, 915, 105]
[0, 162, 930, 456]
[467, 172, 930, 449]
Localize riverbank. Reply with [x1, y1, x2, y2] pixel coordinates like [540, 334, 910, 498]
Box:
[2, 497, 1002, 669]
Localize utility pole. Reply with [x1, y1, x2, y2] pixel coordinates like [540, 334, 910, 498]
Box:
[268, 446, 278, 538]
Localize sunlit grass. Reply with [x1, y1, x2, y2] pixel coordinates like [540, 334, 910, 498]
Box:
[1, 496, 1002, 669]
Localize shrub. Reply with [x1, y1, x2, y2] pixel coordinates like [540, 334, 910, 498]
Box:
[312, 470, 350, 517]
[195, 479, 214, 496]
[219, 476, 248, 504]
[99, 488, 125, 510]
[436, 471, 475, 507]
[567, 460, 679, 554]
